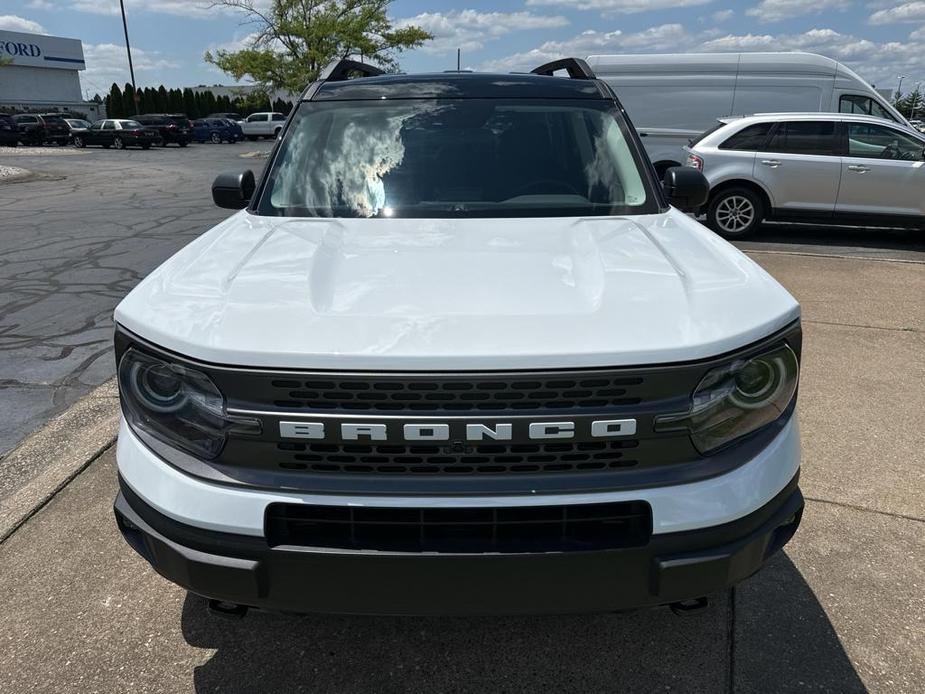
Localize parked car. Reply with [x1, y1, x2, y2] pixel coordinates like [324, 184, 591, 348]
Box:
[222, 118, 244, 142]
[685, 112, 925, 237]
[73, 119, 159, 149]
[0, 114, 18, 147]
[241, 111, 286, 140]
[191, 117, 241, 144]
[12, 113, 70, 145]
[112, 58, 805, 618]
[588, 52, 910, 177]
[207, 112, 245, 124]
[64, 118, 91, 142]
[135, 113, 192, 146]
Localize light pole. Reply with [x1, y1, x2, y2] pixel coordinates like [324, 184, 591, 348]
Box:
[896, 74, 908, 100]
[119, 0, 138, 114]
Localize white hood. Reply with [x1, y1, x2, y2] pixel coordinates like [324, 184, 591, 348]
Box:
[115, 209, 799, 369]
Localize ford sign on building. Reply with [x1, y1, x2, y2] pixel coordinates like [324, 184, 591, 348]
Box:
[0, 29, 102, 119]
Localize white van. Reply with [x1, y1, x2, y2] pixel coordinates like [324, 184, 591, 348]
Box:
[587, 52, 909, 176]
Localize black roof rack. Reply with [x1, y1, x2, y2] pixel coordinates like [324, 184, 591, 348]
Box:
[319, 58, 386, 82]
[530, 58, 595, 80]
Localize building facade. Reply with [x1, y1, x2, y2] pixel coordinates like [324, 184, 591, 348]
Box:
[0, 29, 102, 119]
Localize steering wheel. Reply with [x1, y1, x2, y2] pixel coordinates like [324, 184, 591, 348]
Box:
[509, 179, 582, 198]
[879, 143, 900, 159]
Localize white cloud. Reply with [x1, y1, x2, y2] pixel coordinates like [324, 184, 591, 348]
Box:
[395, 10, 569, 54]
[711, 10, 734, 22]
[27, 0, 243, 19]
[0, 14, 47, 33]
[481, 24, 690, 71]
[484, 23, 925, 89]
[525, 0, 714, 14]
[870, 2, 925, 24]
[81, 43, 180, 91]
[746, 0, 852, 22]
[68, 0, 211, 17]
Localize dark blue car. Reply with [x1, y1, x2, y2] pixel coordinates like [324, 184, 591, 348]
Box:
[191, 118, 241, 144]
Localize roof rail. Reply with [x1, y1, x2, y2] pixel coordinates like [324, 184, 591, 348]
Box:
[531, 58, 595, 80]
[319, 58, 386, 82]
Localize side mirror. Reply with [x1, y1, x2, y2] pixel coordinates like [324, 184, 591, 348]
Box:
[662, 166, 709, 212]
[212, 170, 255, 210]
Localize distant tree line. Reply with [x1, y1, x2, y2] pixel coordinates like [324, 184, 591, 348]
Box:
[104, 82, 294, 120]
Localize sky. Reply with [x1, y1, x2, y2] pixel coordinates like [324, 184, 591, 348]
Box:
[1, 1, 925, 99]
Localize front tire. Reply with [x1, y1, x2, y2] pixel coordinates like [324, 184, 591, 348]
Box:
[707, 187, 764, 239]
[73, 135, 84, 148]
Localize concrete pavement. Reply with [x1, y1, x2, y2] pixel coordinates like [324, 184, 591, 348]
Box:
[0, 249, 921, 693]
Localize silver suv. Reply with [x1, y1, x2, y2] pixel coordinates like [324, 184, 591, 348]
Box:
[686, 113, 925, 237]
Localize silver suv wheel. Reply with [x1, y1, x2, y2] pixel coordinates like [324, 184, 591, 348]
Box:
[707, 188, 764, 238]
[716, 195, 755, 234]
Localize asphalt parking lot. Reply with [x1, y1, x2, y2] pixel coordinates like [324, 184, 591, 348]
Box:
[0, 144, 923, 693]
[0, 144, 263, 486]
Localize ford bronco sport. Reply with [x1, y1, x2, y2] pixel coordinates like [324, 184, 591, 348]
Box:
[113, 58, 804, 616]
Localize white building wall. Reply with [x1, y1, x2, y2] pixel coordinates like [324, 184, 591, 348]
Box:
[0, 65, 83, 102]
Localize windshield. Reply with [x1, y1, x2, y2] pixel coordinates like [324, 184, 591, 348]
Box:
[258, 98, 655, 218]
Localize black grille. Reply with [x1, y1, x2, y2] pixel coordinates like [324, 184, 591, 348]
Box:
[265, 500, 652, 553]
[266, 375, 645, 411]
[274, 440, 640, 475]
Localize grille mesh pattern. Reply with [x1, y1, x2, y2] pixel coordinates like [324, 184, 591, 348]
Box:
[265, 500, 652, 552]
[275, 440, 640, 475]
[267, 375, 645, 411]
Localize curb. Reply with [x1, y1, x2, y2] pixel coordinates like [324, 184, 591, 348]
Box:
[0, 379, 120, 543]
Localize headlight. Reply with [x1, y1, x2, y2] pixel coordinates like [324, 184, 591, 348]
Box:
[118, 348, 260, 459]
[655, 344, 799, 454]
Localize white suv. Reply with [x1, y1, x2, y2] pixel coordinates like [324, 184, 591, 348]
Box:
[686, 113, 925, 237]
[112, 59, 803, 617]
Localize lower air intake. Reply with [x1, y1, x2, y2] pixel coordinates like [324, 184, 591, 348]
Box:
[265, 500, 652, 553]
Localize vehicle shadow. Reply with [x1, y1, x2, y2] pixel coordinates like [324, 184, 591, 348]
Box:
[180, 552, 866, 693]
[745, 222, 925, 254]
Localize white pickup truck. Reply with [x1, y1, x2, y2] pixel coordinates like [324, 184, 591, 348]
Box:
[240, 111, 286, 140]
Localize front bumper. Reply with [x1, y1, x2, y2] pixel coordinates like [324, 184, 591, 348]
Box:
[114, 472, 803, 616]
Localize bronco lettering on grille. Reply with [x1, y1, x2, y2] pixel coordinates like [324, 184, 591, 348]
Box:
[279, 418, 637, 442]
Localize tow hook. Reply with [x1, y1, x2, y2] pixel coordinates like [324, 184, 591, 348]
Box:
[669, 597, 710, 616]
[207, 599, 249, 619]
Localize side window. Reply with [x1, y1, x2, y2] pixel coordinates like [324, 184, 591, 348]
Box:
[719, 123, 774, 151]
[846, 123, 925, 161]
[247, 114, 266, 122]
[840, 95, 897, 122]
[89, 121, 103, 130]
[765, 121, 837, 155]
[271, 113, 286, 121]
[103, 121, 116, 130]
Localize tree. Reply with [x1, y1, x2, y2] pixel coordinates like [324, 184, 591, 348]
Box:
[183, 88, 198, 118]
[896, 87, 924, 119]
[204, 0, 431, 93]
[107, 83, 123, 119]
[123, 82, 137, 116]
